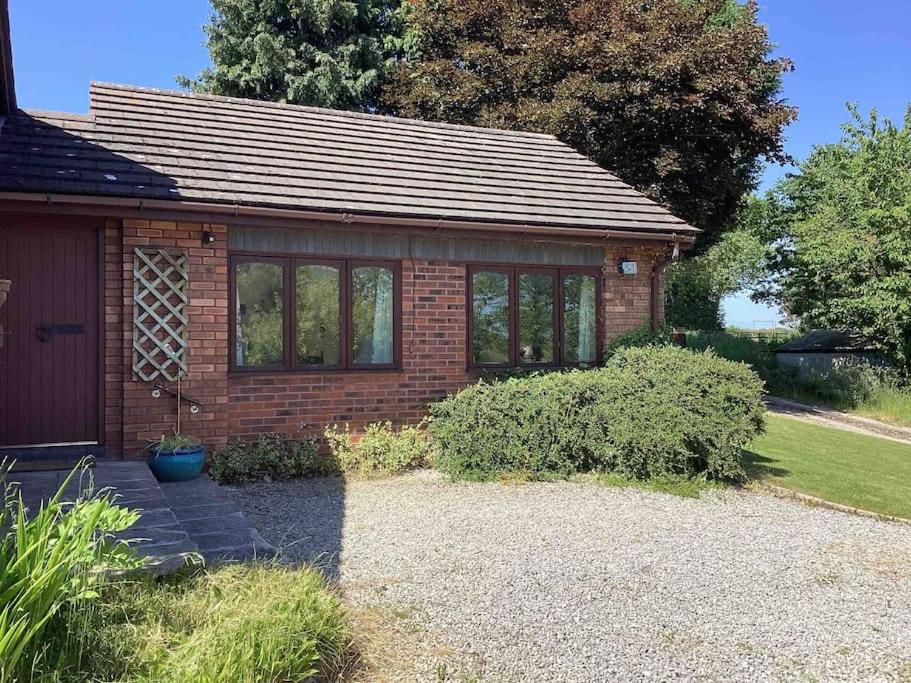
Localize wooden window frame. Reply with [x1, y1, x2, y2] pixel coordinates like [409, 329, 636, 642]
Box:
[467, 264, 602, 370]
[229, 254, 402, 373]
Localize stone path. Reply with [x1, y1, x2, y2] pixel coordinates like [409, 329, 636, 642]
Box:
[159, 476, 275, 564]
[765, 395, 911, 444]
[10, 460, 273, 571]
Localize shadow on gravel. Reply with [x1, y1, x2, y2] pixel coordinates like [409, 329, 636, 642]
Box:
[266, 476, 347, 581]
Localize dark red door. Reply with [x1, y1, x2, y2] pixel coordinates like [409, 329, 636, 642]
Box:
[0, 216, 100, 447]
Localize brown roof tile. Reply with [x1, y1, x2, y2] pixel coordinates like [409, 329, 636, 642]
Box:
[0, 82, 697, 236]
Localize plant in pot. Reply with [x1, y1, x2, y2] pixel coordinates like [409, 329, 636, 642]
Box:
[147, 431, 205, 482]
[146, 365, 205, 482]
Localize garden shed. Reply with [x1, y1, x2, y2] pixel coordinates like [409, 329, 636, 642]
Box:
[774, 329, 885, 377]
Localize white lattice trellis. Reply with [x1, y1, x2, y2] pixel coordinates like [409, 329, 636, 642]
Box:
[132, 248, 189, 381]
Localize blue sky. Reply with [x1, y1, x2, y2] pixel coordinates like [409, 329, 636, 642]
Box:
[8, 1, 911, 328]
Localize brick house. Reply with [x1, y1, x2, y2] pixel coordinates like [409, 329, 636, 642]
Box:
[0, 10, 697, 460]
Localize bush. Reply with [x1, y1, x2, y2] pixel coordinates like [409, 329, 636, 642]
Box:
[210, 433, 324, 484]
[325, 421, 436, 476]
[430, 346, 765, 481]
[604, 323, 672, 359]
[47, 564, 352, 682]
[687, 330, 779, 376]
[779, 358, 898, 407]
[0, 460, 140, 681]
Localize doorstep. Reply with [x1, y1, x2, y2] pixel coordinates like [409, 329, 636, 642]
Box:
[6, 458, 275, 572]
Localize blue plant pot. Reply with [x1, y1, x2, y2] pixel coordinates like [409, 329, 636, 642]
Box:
[147, 445, 206, 482]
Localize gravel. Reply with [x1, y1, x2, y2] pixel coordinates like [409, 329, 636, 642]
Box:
[230, 472, 911, 682]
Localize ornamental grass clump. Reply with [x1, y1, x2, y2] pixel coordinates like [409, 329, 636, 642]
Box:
[0, 459, 140, 682]
[430, 346, 765, 481]
[47, 563, 353, 682]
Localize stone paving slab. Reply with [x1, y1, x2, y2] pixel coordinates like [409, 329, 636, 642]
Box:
[8, 459, 274, 571]
[160, 477, 276, 564]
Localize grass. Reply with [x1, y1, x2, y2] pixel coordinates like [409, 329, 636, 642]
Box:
[854, 387, 911, 427]
[38, 563, 354, 682]
[0, 460, 141, 683]
[744, 414, 911, 519]
[771, 382, 911, 428]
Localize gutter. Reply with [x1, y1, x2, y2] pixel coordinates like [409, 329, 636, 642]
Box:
[650, 241, 680, 332]
[0, 191, 699, 246]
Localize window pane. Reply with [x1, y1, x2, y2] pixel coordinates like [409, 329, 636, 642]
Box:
[351, 266, 394, 365]
[563, 274, 597, 364]
[235, 262, 284, 367]
[472, 271, 510, 365]
[296, 264, 340, 366]
[518, 272, 555, 364]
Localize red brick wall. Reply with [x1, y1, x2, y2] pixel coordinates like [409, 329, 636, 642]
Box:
[104, 220, 667, 454]
[108, 219, 230, 455]
[603, 243, 668, 339]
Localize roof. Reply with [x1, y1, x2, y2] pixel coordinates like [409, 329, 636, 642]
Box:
[774, 329, 880, 354]
[0, 82, 696, 237]
[0, 0, 15, 115]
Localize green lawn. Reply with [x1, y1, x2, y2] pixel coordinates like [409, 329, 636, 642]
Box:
[745, 414, 911, 519]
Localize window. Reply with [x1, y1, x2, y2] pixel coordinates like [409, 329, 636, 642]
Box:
[235, 261, 284, 368]
[562, 273, 598, 365]
[471, 270, 510, 365]
[231, 256, 400, 371]
[351, 266, 395, 366]
[518, 272, 555, 365]
[468, 265, 600, 368]
[296, 263, 340, 366]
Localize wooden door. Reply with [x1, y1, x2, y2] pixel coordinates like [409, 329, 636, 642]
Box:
[0, 216, 100, 447]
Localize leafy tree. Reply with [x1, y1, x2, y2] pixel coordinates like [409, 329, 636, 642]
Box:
[382, 0, 796, 244]
[665, 197, 772, 329]
[179, 0, 406, 110]
[758, 105, 911, 367]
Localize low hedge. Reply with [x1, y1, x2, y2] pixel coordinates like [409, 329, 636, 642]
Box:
[210, 433, 324, 484]
[429, 345, 765, 481]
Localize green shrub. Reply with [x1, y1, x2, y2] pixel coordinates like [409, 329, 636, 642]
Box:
[779, 359, 899, 408]
[210, 433, 324, 484]
[430, 346, 765, 481]
[0, 460, 140, 682]
[604, 323, 672, 359]
[47, 564, 352, 682]
[686, 330, 779, 375]
[325, 421, 436, 476]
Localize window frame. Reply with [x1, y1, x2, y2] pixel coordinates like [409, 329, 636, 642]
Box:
[229, 253, 402, 373]
[467, 263, 602, 370]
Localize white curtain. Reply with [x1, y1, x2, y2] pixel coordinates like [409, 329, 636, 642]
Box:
[370, 268, 394, 364]
[577, 276, 596, 363]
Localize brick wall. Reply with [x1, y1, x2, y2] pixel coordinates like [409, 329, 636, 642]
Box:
[108, 219, 230, 455]
[602, 243, 669, 339]
[106, 220, 667, 454]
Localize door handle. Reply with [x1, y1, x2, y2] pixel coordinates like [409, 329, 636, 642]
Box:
[35, 325, 50, 343]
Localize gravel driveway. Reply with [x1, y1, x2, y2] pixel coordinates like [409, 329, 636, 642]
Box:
[231, 472, 911, 682]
